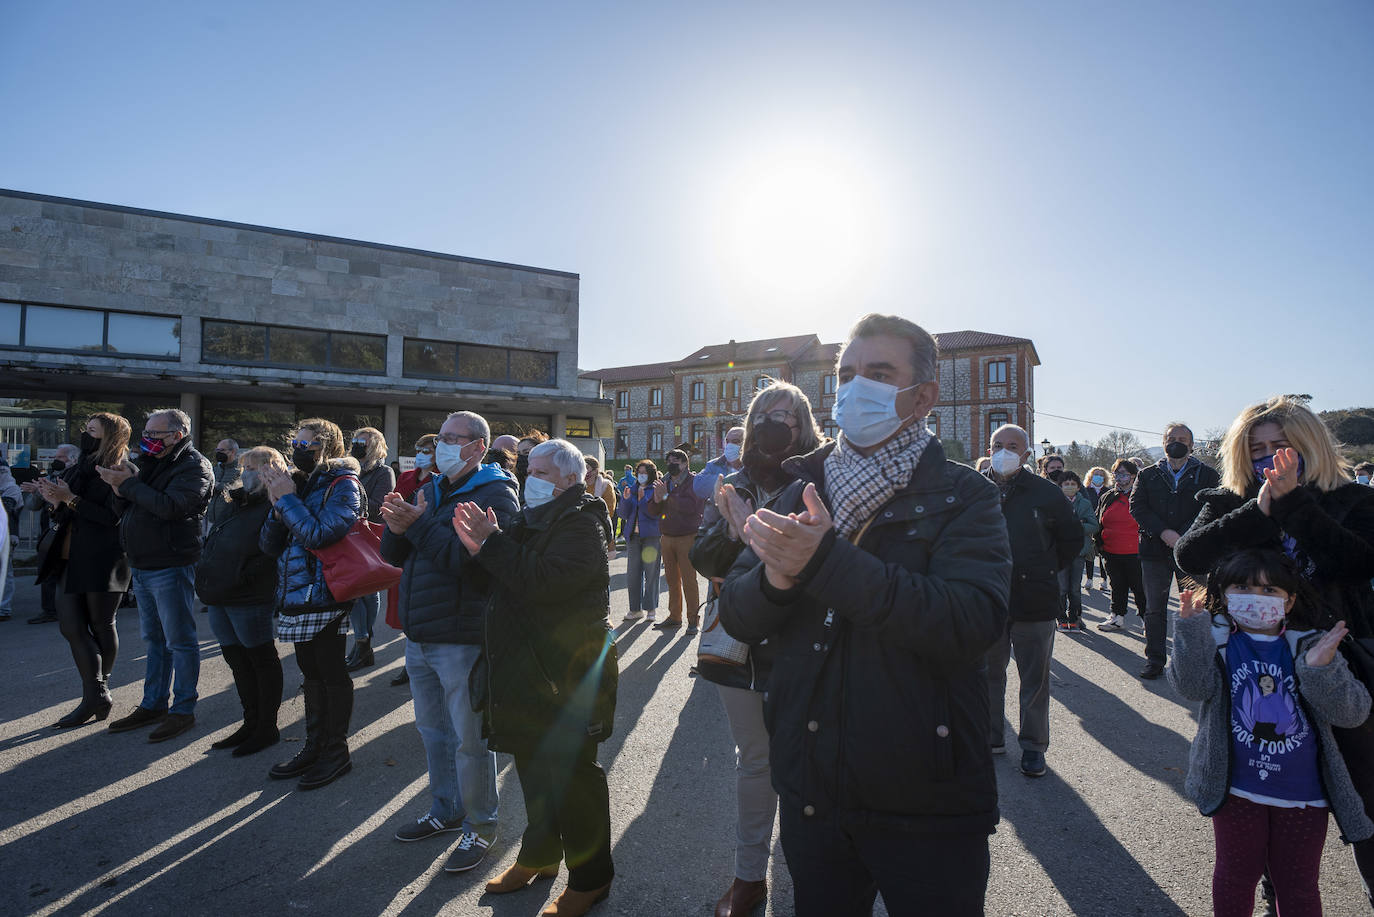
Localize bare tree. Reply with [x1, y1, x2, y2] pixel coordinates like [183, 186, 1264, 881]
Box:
[1096, 430, 1146, 460]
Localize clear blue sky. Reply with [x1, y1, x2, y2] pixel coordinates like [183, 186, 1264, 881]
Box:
[3, 1, 1371, 449]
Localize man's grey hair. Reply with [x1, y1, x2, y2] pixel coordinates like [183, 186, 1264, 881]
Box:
[842, 313, 939, 383]
[991, 424, 1030, 452]
[148, 408, 191, 435]
[446, 411, 490, 446]
[55, 443, 79, 462]
[219, 438, 240, 452]
[531, 439, 586, 480]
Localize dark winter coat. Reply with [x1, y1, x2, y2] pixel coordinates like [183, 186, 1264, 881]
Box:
[380, 464, 520, 646]
[259, 458, 363, 613]
[195, 487, 276, 607]
[1130, 457, 1220, 560]
[690, 464, 782, 693]
[474, 484, 619, 753]
[114, 437, 214, 570]
[207, 460, 242, 527]
[36, 456, 130, 593]
[358, 462, 397, 524]
[1175, 482, 1374, 638]
[719, 439, 1012, 832]
[984, 468, 1083, 622]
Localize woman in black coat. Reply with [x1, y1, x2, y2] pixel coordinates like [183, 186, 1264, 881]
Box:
[32, 413, 132, 728]
[454, 439, 617, 917]
[196, 446, 285, 757]
[1174, 395, 1374, 906]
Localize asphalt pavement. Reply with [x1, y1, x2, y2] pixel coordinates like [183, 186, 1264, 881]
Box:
[2, 563, 1370, 916]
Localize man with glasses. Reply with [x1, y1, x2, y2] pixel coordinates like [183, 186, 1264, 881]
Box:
[99, 408, 214, 743]
[379, 411, 518, 873]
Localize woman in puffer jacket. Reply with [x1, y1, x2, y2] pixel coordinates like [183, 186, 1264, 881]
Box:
[259, 418, 363, 791]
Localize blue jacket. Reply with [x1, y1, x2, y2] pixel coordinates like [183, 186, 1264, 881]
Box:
[616, 483, 661, 538]
[380, 463, 520, 645]
[260, 459, 363, 613]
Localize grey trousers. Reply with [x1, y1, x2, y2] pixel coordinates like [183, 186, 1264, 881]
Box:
[1140, 557, 1195, 667]
[987, 619, 1056, 753]
[716, 683, 777, 882]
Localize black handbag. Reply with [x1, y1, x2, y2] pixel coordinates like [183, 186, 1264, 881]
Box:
[33, 516, 67, 584]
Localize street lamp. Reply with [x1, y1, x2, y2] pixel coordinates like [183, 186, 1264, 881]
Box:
[1040, 438, 1052, 456]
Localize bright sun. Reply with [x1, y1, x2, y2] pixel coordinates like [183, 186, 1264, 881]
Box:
[710, 146, 880, 310]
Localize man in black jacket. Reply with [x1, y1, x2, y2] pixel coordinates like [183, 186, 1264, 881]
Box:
[719, 314, 1011, 917]
[1130, 422, 1219, 679]
[984, 424, 1082, 779]
[100, 409, 214, 742]
[379, 410, 519, 874]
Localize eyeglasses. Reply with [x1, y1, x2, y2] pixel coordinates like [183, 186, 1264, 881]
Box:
[754, 409, 797, 424]
[413, 445, 433, 454]
[141, 429, 174, 439]
[351, 439, 369, 446]
[1113, 473, 1134, 481]
[291, 439, 322, 450]
[437, 433, 477, 446]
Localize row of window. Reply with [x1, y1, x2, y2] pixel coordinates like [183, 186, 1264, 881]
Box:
[616, 374, 838, 414]
[0, 302, 558, 389]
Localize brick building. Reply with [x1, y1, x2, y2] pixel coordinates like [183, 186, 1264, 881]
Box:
[0, 189, 612, 469]
[580, 330, 1039, 465]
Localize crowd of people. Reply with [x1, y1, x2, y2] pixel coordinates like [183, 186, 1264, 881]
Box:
[7, 312, 1374, 917]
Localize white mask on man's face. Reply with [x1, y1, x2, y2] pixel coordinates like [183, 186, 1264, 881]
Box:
[989, 449, 1023, 476]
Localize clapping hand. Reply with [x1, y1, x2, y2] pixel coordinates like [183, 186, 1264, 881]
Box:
[96, 462, 135, 490]
[261, 467, 296, 502]
[36, 477, 75, 507]
[379, 488, 426, 534]
[652, 477, 668, 502]
[452, 501, 500, 554]
[742, 482, 832, 590]
[1258, 447, 1301, 516]
[1178, 589, 1206, 619]
[1305, 621, 1348, 668]
[715, 479, 754, 541]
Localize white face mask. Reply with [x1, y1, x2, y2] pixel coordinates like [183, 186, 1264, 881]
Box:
[833, 376, 921, 448]
[722, 442, 742, 462]
[989, 449, 1023, 476]
[414, 452, 433, 471]
[637, 473, 649, 486]
[524, 475, 558, 508]
[434, 440, 475, 477]
[1227, 592, 1288, 631]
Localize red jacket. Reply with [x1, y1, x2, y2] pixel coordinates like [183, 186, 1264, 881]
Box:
[1099, 491, 1140, 555]
[395, 468, 434, 501]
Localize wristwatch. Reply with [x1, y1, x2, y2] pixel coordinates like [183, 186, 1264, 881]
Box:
[67, 495, 81, 510]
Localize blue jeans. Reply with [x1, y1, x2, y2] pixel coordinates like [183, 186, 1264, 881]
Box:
[350, 591, 381, 642]
[132, 565, 200, 716]
[406, 640, 498, 832]
[206, 603, 275, 648]
[1, 549, 14, 614]
[625, 535, 662, 613]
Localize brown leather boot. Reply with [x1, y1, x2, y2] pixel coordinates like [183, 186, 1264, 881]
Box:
[485, 862, 559, 894]
[714, 878, 767, 917]
[540, 882, 611, 916]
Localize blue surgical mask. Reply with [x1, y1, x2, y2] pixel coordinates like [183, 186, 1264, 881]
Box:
[435, 440, 476, 477]
[1253, 453, 1304, 484]
[833, 376, 921, 448]
[414, 452, 433, 471]
[722, 442, 741, 462]
[524, 475, 557, 508]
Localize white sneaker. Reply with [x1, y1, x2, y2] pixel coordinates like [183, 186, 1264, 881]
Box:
[624, 610, 645, 622]
[1097, 615, 1124, 631]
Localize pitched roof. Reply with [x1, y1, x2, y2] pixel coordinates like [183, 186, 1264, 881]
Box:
[676, 334, 820, 367]
[578, 360, 679, 383]
[932, 330, 1036, 353]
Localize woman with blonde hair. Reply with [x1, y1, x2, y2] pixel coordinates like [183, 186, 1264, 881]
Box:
[346, 426, 395, 671]
[196, 446, 286, 756]
[1175, 394, 1374, 906]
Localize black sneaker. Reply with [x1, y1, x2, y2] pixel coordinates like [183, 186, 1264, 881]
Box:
[147, 713, 195, 743]
[395, 814, 463, 842]
[1140, 663, 1165, 680]
[108, 706, 166, 733]
[27, 611, 59, 624]
[443, 830, 495, 872]
[1020, 750, 1047, 778]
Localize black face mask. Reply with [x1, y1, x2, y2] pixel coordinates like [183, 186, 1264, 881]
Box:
[80, 432, 100, 455]
[1046, 468, 1063, 483]
[750, 420, 792, 456]
[293, 446, 319, 474]
[516, 454, 530, 476]
[50, 459, 67, 472]
[666, 462, 681, 477]
[1165, 441, 1190, 460]
[214, 450, 230, 465]
[350, 443, 369, 461]
[744, 420, 795, 490]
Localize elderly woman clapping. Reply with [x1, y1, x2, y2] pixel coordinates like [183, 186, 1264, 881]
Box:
[453, 439, 619, 916]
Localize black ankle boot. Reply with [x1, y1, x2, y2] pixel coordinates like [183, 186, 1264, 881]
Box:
[268, 681, 325, 779]
[212, 644, 257, 750]
[298, 682, 353, 790]
[234, 643, 282, 758]
[345, 640, 374, 673]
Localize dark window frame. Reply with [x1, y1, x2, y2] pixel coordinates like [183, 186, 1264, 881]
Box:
[614, 428, 629, 455]
[203, 318, 387, 375]
[565, 416, 593, 438]
[822, 373, 837, 395]
[400, 335, 558, 388]
[0, 299, 182, 360]
[690, 380, 705, 401]
[616, 390, 629, 409]
[649, 428, 663, 452]
[987, 360, 1009, 385]
[649, 387, 663, 407]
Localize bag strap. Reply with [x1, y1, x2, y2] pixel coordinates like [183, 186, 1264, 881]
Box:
[319, 472, 366, 519]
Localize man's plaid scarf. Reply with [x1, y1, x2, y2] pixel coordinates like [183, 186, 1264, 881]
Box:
[824, 422, 933, 539]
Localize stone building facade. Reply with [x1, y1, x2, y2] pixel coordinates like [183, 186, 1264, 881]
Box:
[0, 189, 611, 468]
[581, 330, 1039, 465]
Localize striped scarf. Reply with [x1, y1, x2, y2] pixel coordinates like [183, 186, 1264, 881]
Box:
[824, 422, 933, 539]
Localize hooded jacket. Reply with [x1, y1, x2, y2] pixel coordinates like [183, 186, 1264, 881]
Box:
[380, 462, 520, 645]
[114, 437, 214, 570]
[1168, 611, 1373, 842]
[259, 458, 363, 613]
[718, 439, 1011, 831]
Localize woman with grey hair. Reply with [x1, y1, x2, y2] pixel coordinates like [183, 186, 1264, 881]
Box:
[689, 380, 825, 917]
[453, 438, 619, 914]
